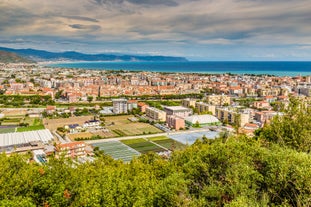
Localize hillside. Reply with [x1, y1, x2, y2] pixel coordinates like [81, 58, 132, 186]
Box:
[0, 98, 310, 206]
[0, 50, 35, 63]
[0, 47, 188, 62]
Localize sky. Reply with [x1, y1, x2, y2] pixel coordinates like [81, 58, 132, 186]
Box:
[0, 0, 311, 60]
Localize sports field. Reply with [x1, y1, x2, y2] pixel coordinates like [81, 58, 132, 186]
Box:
[92, 141, 140, 162]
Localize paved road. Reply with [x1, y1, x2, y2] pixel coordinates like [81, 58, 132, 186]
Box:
[84, 128, 215, 144]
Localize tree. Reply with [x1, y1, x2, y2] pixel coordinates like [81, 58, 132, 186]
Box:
[257, 97, 311, 153]
[87, 96, 93, 103]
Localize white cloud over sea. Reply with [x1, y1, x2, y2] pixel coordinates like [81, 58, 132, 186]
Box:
[0, 0, 311, 60]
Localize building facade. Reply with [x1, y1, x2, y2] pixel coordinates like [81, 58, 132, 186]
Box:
[163, 106, 192, 118]
[215, 107, 250, 127]
[56, 141, 86, 158]
[182, 98, 196, 108]
[195, 102, 216, 115]
[145, 107, 166, 122]
[206, 95, 231, 106]
[166, 115, 185, 130]
[112, 98, 128, 114]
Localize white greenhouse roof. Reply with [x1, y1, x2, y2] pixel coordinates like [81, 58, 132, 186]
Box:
[185, 115, 220, 124]
[0, 129, 53, 147]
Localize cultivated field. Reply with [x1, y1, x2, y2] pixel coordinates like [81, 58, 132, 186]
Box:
[67, 132, 93, 141]
[121, 138, 166, 154]
[105, 115, 162, 137]
[43, 116, 94, 131]
[0, 126, 16, 134]
[148, 136, 185, 150]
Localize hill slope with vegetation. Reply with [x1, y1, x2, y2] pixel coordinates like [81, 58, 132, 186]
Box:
[0, 97, 310, 206]
[0, 50, 34, 63]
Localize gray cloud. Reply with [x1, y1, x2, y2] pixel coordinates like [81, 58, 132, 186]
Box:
[93, 0, 178, 7]
[61, 15, 99, 23]
[69, 24, 101, 30]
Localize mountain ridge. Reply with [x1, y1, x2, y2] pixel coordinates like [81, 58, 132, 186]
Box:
[0, 47, 188, 62]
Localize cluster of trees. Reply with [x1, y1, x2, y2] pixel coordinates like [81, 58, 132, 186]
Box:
[0, 95, 54, 107]
[0, 97, 310, 206]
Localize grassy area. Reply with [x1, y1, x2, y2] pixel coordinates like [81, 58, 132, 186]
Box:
[121, 138, 165, 154]
[0, 127, 16, 134]
[16, 125, 45, 132]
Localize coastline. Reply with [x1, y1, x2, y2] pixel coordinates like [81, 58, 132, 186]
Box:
[44, 61, 311, 77]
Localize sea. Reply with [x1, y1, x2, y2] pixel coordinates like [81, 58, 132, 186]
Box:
[48, 61, 311, 77]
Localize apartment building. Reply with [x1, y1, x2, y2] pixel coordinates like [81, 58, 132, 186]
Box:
[145, 107, 166, 122]
[195, 102, 216, 115]
[182, 98, 196, 108]
[166, 115, 185, 130]
[56, 141, 86, 158]
[216, 107, 250, 127]
[163, 106, 192, 118]
[206, 95, 231, 106]
[112, 98, 128, 114]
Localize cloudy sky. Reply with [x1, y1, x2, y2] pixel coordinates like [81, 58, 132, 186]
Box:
[0, 0, 311, 60]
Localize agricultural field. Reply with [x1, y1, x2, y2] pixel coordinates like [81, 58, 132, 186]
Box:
[92, 141, 140, 162]
[43, 116, 94, 131]
[0, 118, 21, 126]
[105, 115, 162, 137]
[16, 125, 45, 132]
[148, 136, 185, 150]
[67, 132, 94, 141]
[0, 126, 16, 134]
[121, 138, 166, 154]
[16, 118, 45, 132]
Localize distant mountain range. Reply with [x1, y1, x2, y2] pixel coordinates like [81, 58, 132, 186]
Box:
[0, 50, 35, 63]
[0, 47, 187, 62]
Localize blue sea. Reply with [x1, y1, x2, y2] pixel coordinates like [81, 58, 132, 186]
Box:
[48, 61, 311, 76]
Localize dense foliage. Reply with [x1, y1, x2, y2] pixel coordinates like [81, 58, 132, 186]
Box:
[1, 136, 310, 207]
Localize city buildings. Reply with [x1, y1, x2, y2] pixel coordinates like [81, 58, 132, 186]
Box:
[112, 98, 128, 114]
[145, 107, 166, 122]
[182, 98, 196, 108]
[215, 107, 250, 127]
[163, 106, 192, 118]
[166, 115, 185, 130]
[195, 102, 216, 115]
[206, 95, 231, 106]
[56, 141, 87, 158]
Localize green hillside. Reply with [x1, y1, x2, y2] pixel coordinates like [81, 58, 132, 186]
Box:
[0, 50, 34, 63]
[0, 98, 310, 206]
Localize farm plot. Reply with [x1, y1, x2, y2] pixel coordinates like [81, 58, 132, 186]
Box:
[121, 138, 166, 154]
[148, 136, 185, 150]
[92, 141, 140, 162]
[105, 115, 162, 137]
[0, 126, 16, 134]
[67, 132, 94, 141]
[43, 116, 94, 131]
